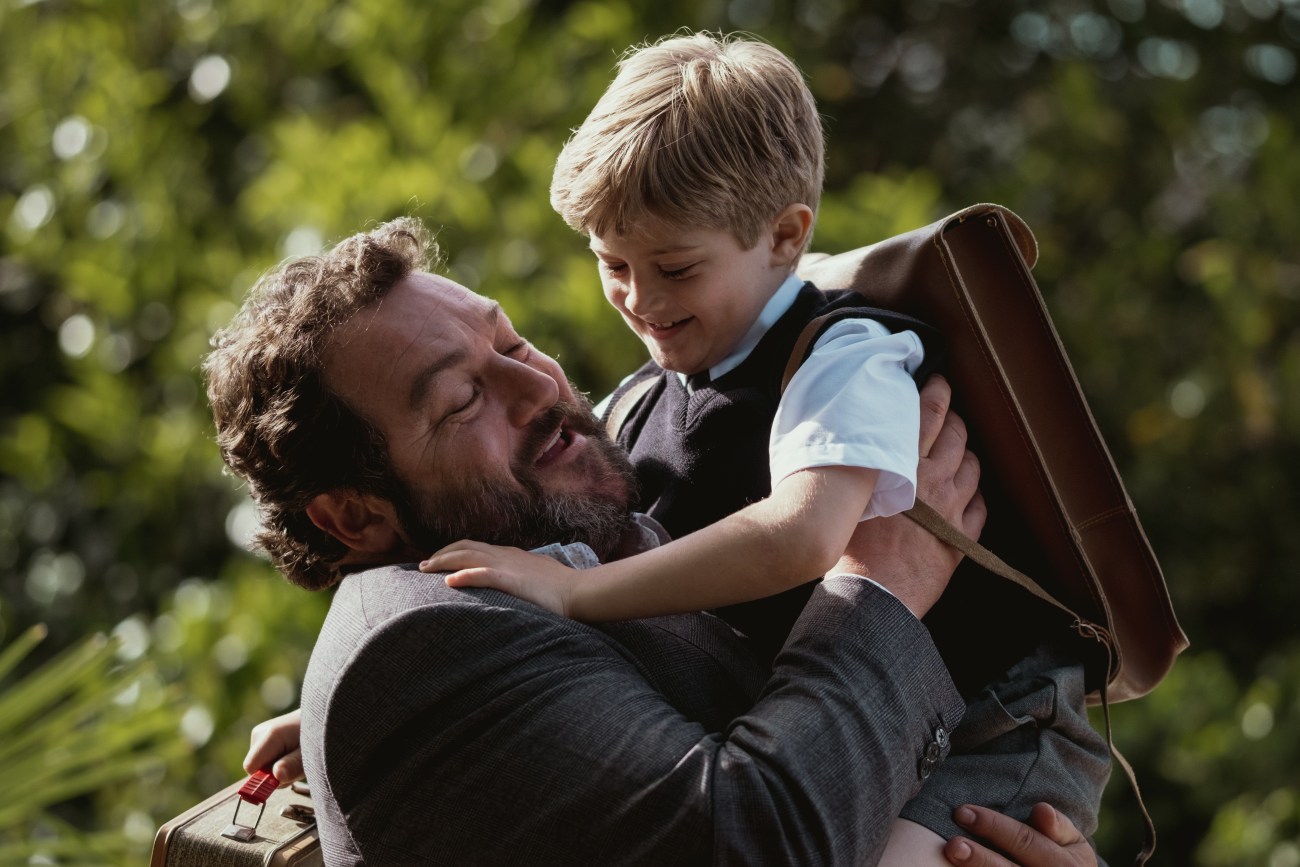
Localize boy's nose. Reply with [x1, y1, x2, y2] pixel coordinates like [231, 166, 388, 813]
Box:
[622, 276, 656, 319]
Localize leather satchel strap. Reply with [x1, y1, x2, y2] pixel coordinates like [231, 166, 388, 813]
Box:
[903, 499, 1087, 625]
[1092, 668, 1160, 866]
[911, 465, 1158, 866]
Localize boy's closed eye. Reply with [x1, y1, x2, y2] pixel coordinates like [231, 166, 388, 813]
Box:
[658, 264, 696, 280]
[597, 260, 697, 280]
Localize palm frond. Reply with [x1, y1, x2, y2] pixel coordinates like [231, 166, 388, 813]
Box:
[0, 625, 186, 856]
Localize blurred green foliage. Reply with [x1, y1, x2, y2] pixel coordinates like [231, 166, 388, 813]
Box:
[2, 0, 1298, 863]
[0, 625, 185, 864]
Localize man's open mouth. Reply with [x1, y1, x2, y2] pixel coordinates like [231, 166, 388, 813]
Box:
[535, 426, 574, 467]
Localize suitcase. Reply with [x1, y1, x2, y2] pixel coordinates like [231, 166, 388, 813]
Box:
[151, 773, 322, 867]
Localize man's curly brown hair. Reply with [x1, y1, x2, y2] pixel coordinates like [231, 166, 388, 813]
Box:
[204, 218, 436, 590]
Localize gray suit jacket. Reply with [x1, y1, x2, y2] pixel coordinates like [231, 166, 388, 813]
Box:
[301, 551, 964, 866]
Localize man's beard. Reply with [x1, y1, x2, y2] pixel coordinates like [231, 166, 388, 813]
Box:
[386, 395, 639, 562]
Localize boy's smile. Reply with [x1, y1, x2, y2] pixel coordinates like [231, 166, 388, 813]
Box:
[590, 222, 802, 376]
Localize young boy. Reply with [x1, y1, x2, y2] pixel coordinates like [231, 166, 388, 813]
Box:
[426, 31, 935, 653]
[423, 32, 1110, 864]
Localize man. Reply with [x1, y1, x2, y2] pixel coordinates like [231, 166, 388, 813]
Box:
[209, 218, 1099, 866]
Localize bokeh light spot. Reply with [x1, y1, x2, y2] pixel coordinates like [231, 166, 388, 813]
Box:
[190, 55, 232, 103]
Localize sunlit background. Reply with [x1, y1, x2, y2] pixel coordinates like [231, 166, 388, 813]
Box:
[2, 0, 1298, 863]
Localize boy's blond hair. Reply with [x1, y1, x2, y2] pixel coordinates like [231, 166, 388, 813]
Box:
[550, 32, 824, 250]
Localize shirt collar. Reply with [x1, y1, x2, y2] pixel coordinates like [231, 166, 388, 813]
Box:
[530, 513, 667, 568]
[675, 271, 806, 386]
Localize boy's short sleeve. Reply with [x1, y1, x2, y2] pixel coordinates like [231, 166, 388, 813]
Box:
[769, 318, 925, 521]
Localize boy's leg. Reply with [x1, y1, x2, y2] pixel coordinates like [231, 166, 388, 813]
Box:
[878, 818, 949, 866]
[898, 639, 1111, 843]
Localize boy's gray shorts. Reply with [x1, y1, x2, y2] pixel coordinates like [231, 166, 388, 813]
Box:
[899, 639, 1112, 840]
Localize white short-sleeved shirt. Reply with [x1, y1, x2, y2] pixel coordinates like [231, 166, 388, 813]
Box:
[771, 315, 923, 521]
[598, 273, 924, 523]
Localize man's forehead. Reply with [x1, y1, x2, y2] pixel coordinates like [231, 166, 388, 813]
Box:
[345, 271, 498, 329]
[323, 272, 502, 398]
[418, 273, 503, 321]
[392, 270, 476, 308]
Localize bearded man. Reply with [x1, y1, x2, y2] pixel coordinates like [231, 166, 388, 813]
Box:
[209, 218, 1100, 867]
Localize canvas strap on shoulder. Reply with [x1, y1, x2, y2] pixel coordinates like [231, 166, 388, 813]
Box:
[784, 316, 1158, 866]
[604, 376, 658, 441]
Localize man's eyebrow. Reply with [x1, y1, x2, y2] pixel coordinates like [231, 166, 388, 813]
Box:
[406, 303, 501, 412]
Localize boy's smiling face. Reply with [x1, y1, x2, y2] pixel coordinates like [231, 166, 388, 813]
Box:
[590, 208, 810, 376]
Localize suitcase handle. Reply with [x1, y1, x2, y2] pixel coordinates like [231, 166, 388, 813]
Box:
[221, 770, 280, 841]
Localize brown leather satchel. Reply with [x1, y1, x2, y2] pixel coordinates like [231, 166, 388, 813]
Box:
[795, 203, 1187, 866]
[794, 203, 1187, 707]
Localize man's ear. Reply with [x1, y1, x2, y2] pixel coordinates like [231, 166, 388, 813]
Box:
[305, 490, 405, 555]
[768, 203, 815, 268]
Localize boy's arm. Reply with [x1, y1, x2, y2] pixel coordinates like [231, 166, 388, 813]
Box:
[425, 465, 882, 620]
[566, 463, 881, 620]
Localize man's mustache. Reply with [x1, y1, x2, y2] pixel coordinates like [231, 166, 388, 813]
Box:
[514, 395, 605, 475]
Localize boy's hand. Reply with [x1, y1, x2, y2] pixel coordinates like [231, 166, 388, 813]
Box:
[944, 803, 1098, 867]
[422, 541, 578, 616]
[244, 709, 304, 785]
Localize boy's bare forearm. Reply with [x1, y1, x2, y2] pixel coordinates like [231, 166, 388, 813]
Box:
[569, 466, 877, 621]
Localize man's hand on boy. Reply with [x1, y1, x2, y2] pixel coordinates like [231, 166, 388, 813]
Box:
[945, 803, 1099, 867]
[422, 541, 578, 616]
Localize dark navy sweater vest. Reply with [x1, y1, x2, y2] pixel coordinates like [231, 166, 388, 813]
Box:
[606, 282, 939, 661]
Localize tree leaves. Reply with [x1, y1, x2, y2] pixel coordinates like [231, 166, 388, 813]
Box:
[2, 1, 1298, 862]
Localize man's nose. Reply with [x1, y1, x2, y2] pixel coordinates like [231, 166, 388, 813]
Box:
[498, 356, 560, 427]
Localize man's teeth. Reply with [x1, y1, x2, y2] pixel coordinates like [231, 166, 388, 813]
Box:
[541, 430, 562, 455]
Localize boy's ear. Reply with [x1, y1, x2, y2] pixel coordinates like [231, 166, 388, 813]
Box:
[768, 203, 815, 267]
[305, 490, 406, 555]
